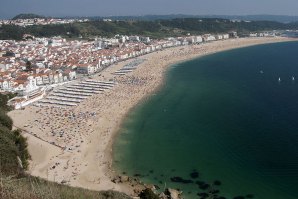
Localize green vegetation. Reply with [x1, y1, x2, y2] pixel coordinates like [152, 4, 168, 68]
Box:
[0, 93, 17, 109]
[13, 129, 31, 169]
[0, 25, 24, 40]
[1, 18, 298, 40]
[159, 18, 290, 35]
[0, 93, 30, 175]
[0, 125, 18, 174]
[0, 110, 13, 129]
[0, 127, 30, 175]
[12, 13, 46, 20]
[89, 14, 298, 23]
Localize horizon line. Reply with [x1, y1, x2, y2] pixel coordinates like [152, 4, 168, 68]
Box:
[2, 13, 298, 20]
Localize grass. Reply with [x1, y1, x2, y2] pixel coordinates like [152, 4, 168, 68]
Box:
[0, 175, 132, 199]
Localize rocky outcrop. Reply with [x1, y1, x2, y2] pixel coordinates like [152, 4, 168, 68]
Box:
[112, 175, 183, 199]
[159, 192, 168, 199]
[111, 175, 146, 195]
[120, 175, 130, 183]
[164, 188, 183, 199]
[112, 175, 130, 183]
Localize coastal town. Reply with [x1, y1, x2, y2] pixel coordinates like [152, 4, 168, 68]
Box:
[0, 32, 232, 108]
[0, 29, 281, 109]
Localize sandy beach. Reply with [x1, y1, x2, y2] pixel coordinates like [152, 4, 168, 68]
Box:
[8, 37, 297, 196]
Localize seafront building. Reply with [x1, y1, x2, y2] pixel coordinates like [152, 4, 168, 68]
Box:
[0, 32, 248, 109]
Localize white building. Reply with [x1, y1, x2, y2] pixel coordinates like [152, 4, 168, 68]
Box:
[25, 76, 38, 92]
[223, 34, 230, 39]
[129, 36, 140, 42]
[140, 37, 151, 43]
[216, 35, 224, 40]
[35, 75, 43, 85]
[195, 36, 203, 43]
[203, 34, 216, 42]
[0, 80, 9, 90]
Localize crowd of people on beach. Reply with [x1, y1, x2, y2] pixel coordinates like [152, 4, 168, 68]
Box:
[27, 107, 97, 149]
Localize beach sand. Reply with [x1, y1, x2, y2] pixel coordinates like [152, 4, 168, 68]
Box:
[8, 37, 297, 196]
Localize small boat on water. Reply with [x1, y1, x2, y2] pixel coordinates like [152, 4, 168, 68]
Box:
[292, 76, 295, 81]
[278, 77, 281, 82]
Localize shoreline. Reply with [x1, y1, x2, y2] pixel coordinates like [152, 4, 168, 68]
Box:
[8, 37, 298, 196]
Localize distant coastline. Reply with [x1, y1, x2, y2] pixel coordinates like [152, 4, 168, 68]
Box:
[9, 37, 298, 197]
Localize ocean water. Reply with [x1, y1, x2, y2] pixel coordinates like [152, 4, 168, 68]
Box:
[113, 41, 298, 199]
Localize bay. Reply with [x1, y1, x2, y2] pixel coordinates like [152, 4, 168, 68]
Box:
[113, 41, 298, 199]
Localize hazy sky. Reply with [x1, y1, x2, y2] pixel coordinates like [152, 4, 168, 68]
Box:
[1, 0, 298, 19]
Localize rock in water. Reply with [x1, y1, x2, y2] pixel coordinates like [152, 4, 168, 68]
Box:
[170, 176, 193, 184]
[190, 171, 199, 179]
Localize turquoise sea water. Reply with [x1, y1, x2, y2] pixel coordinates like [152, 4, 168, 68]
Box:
[113, 41, 298, 199]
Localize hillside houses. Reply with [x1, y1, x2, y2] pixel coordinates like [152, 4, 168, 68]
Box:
[0, 17, 89, 27]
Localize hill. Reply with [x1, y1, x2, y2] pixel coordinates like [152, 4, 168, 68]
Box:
[1, 18, 298, 40]
[10, 13, 298, 23]
[88, 14, 298, 23]
[12, 13, 46, 20]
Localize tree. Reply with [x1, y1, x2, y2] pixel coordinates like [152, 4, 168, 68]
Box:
[26, 61, 32, 71]
[0, 111, 13, 130]
[13, 129, 31, 170]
